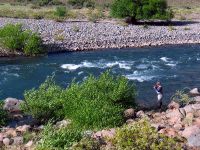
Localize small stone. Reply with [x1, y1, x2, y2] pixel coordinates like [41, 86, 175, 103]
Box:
[55, 119, 71, 128]
[25, 140, 33, 148]
[124, 108, 135, 119]
[16, 125, 31, 133]
[136, 110, 145, 118]
[3, 138, 10, 146]
[126, 119, 134, 124]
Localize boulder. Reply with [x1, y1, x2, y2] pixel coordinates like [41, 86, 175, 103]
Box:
[193, 96, 200, 103]
[13, 136, 23, 145]
[55, 119, 71, 128]
[5, 128, 17, 137]
[124, 108, 135, 119]
[168, 101, 180, 110]
[166, 109, 182, 126]
[3, 98, 23, 112]
[189, 88, 200, 97]
[181, 125, 200, 147]
[3, 138, 10, 146]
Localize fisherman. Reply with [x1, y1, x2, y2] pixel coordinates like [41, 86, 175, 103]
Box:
[153, 81, 163, 110]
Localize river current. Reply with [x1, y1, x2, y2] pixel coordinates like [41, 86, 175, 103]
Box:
[1, 44, 200, 107]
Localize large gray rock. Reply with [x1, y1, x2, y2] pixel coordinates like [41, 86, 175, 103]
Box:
[3, 98, 23, 112]
[189, 88, 200, 97]
[181, 125, 200, 147]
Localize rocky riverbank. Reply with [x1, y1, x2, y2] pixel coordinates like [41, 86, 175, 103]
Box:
[1, 88, 200, 149]
[0, 17, 200, 56]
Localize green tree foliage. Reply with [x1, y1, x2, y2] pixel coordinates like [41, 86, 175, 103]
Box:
[111, 0, 173, 22]
[0, 24, 43, 56]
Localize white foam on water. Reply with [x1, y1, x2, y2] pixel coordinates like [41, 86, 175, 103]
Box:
[106, 62, 119, 68]
[136, 64, 148, 69]
[160, 57, 170, 62]
[12, 73, 20, 77]
[78, 71, 84, 75]
[61, 64, 82, 70]
[119, 63, 131, 70]
[166, 63, 177, 67]
[125, 74, 155, 82]
[61, 60, 134, 71]
[82, 61, 97, 68]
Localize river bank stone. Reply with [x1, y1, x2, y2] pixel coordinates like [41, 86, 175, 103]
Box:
[3, 98, 23, 113]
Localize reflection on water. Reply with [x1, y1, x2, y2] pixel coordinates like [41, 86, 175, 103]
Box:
[0, 44, 200, 107]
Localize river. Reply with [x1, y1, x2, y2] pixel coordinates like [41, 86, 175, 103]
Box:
[0, 44, 200, 107]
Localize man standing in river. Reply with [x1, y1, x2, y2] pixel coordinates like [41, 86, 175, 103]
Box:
[154, 81, 163, 110]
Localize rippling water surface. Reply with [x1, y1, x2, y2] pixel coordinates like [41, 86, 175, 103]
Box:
[1, 44, 200, 107]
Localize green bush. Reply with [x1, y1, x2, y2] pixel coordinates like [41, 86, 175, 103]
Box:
[171, 90, 191, 106]
[111, 0, 173, 22]
[21, 77, 64, 123]
[21, 71, 136, 125]
[110, 120, 182, 150]
[68, 0, 95, 8]
[0, 24, 44, 56]
[0, 101, 8, 127]
[54, 6, 67, 17]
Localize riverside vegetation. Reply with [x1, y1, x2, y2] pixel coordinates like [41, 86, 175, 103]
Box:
[0, 71, 184, 149]
[0, 24, 44, 56]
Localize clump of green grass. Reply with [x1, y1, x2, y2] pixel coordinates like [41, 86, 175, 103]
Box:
[184, 27, 190, 30]
[0, 101, 8, 127]
[0, 24, 44, 56]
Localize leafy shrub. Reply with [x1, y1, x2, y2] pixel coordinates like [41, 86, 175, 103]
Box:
[21, 77, 64, 123]
[0, 101, 8, 127]
[171, 90, 191, 106]
[54, 6, 68, 17]
[21, 71, 136, 126]
[0, 24, 43, 56]
[68, 0, 95, 8]
[22, 71, 136, 149]
[111, 0, 173, 22]
[110, 120, 182, 150]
